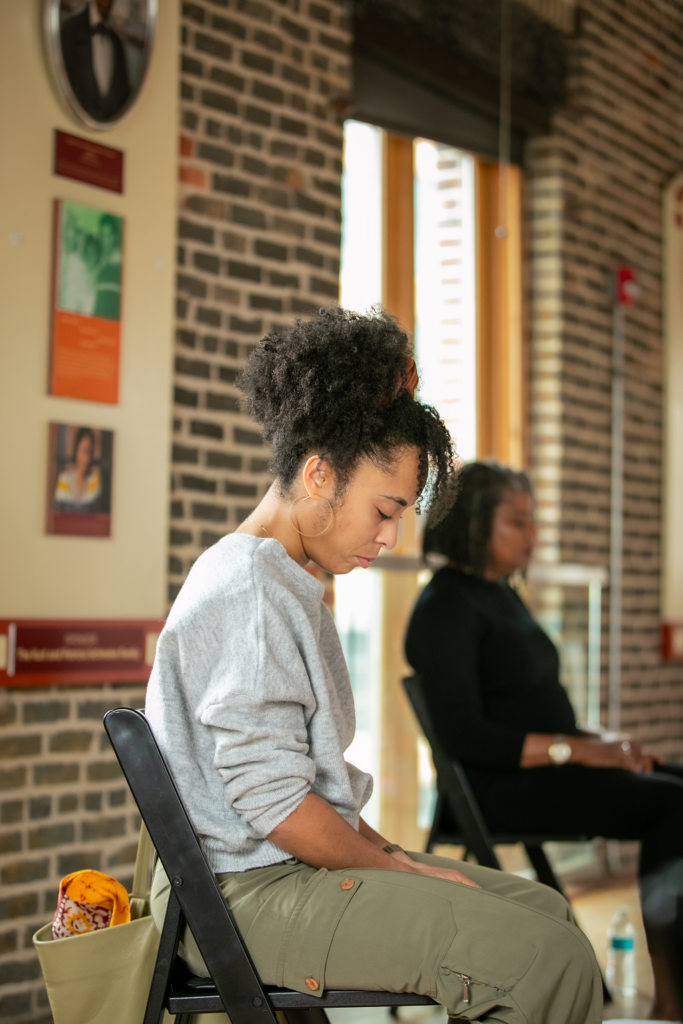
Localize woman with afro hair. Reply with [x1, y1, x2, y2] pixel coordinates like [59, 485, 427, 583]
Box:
[146, 308, 601, 1024]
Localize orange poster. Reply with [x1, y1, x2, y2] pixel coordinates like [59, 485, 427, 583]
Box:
[49, 199, 123, 404]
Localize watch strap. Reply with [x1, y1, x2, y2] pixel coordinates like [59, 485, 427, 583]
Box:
[382, 843, 404, 855]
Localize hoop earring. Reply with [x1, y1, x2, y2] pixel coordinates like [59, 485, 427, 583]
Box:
[289, 495, 334, 538]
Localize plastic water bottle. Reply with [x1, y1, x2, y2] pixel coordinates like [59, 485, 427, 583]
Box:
[606, 905, 637, 997]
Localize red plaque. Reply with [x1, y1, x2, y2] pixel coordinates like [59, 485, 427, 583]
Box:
[0, 620, 165, 688]
[662, 623, 683, 662]
[54, 130, 124, 194]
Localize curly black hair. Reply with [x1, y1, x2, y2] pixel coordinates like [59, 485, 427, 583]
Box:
[238, 307, 455, 517]
[423, 461, 532, 575]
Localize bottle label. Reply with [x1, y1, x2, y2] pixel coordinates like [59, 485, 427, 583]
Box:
[610, 936, 635, 950]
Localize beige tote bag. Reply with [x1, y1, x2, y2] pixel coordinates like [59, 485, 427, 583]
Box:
[34, 824, 161, 1024]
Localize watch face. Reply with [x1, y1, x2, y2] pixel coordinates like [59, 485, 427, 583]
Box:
[549, 742, 572, 765]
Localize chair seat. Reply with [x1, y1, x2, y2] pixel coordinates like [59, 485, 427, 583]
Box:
[168, 975, 437, 1014]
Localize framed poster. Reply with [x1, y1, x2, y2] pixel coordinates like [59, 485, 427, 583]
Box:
[46, 422, 114, 537]
[44, 0, 158, 131]
[49, 198, 123, 403]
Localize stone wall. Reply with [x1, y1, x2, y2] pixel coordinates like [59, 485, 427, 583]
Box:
[169, 0, 350, 601]
[526, 0, 683, 754]
[0, 685, 146, 1023]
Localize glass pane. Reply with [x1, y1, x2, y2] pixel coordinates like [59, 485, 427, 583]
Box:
[414, 140, 477, 459]
[334, 569, 383, 828]
[340, 120, 384, 314]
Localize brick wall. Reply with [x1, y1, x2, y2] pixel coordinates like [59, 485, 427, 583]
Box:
[0, 685, 146, 1023]
[526, 0, 683, 755]
[170, 0, 350, 601]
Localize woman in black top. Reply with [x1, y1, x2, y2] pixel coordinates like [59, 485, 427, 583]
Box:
[405, 462, 683, 1020]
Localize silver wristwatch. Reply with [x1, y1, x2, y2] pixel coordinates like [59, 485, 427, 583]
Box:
[548, 735, 572, 766]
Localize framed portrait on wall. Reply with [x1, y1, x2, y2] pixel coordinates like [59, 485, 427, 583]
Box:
[46, 422, 114, 537]
[44, 1, 158, 131]
[50, 198, 123, 404]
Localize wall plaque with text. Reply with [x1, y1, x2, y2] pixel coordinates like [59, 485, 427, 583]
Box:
[0, 620, 164, 687]
[54, 130, 125, 193]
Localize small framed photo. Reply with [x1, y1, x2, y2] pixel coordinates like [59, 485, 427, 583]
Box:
[44, 1, 158, 131]
[46, 423, 114, 537]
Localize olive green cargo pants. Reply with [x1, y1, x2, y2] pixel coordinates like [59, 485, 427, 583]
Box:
[151, 852, 602, 1024]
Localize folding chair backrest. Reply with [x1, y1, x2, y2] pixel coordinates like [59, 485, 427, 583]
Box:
[103, 708, 276, 1024]
[402, 676, 499, 869]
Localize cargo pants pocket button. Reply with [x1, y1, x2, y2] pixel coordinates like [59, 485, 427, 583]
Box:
[340, 879, 354, 891]
[305, 978, 320, 991]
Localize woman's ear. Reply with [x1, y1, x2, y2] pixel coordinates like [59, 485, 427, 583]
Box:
[301, 455, 334, 498]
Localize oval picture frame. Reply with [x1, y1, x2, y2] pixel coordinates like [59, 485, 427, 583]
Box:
[44, 0, 158, 132]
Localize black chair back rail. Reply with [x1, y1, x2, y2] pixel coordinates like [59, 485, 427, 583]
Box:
[104, 708, 437, 1024]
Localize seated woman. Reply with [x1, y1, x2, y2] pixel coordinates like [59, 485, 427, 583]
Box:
[405, 460, 683, 1019]
[147, 312, 600, 1024]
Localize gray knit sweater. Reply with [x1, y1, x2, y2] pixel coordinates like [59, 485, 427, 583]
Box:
[145, 533, 373, 873]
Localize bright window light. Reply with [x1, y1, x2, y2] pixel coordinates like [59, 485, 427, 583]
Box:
[340, 120, 384, 314]
[414, 140, 477, 461]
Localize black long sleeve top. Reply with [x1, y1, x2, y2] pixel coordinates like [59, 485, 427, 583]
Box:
[404, 567, 579, 770]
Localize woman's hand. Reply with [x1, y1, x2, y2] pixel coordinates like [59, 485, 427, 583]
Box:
[521, 733, 661, 772]
[573, 737, 658, 772]
[395, 852, 480, 888]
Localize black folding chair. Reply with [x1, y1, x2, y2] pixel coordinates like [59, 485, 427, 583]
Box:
[104, 707, 437, 1024]
[403, 676, 611, 1002]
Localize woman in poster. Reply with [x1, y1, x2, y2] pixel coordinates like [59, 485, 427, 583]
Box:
[54, 427, 102, 509]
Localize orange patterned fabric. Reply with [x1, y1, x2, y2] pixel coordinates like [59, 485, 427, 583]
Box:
[52, 870, 130, 939]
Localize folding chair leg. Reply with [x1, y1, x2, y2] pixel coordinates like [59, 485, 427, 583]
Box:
[144, 889, 185, 1024]
[524, 844, 566, 894]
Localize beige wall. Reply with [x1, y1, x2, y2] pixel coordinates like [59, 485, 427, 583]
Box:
[0, 1, 178, 619]
[663, 173, 683, 623]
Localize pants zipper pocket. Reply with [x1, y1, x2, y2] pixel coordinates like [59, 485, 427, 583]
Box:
[454, 973, 471, 1005]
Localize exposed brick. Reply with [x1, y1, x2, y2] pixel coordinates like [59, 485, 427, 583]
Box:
[280, 116, 307, 137]
[108, 842, 138, 867]
[254, 29, 283, 52]
[82, 817, 126, 842]
[192, 503, 228, 523]
[295, 192, 325, 216]
[296, 246, 324, 267]
[201, 530, 225, 547]
[195, 33, 232, 61]
[196, 306, 222, 327]
[0, 992, 32, 1015]
[182, 54, 203, 77]
[270, 271, 299, 288]
[281, 16, 309, 41]
[109, 789, 127, 807]
[212, 15, 246, 40]
[33, 764, 79, 786]
[0, 836, 21, 855]
[254, 239, 287, 261]
[231, 205, 267, 228]
[310, 275, 338, 298]
[227, 260, 261, 282]
[0, 737, 40, 759]
[49, 731, 92, 753]
[245, 105, 272, 127]
[283, 65, 310, 88]
[28, 823, 74, 849]
[309, 3, 331, 23]
[175, 386, 199, 407]
[84, 793, 102, 812]
[234, 427, 263, 446]
[249, 294, 282, 311]
[177, 272, 207, 297]
[254, 80, 284, 104]
[173, 444, 200, 464]
[201, 90, 238, 115]
[197, 141, 235, 166]
[58, 851, 102, 875]
[58, 795, 78, 813]
[190, 420, 224, 440]
[86, 762, 122, 783]
[207, 451, 242, 469]
[0, 895, 37, 922]
[28, 797, 51, 820]
[177, 357, 211, 379]
[169, 555, 183, 575]
[1, 861, 48, 886]
[183, 2, 204, 24]
[207, 393, 241, 411]
[0, 706, 16, 728]
[250, 457, 270, 473]
[0, 803, 22, 825]
[181, 474, 217, 493]
[0, 934, 17, 957]
[213, 174, 250, 196]
[229, 316, 262, 334]
[171, 500, 184, 519]
[178, 218, 214, 244]
[242, 51, 274, 73]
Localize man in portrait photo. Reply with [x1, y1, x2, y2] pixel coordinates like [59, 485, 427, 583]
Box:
[60, 0, 131, 121]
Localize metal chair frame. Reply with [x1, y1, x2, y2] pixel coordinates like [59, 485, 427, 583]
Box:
[104, 707, 437, 1024]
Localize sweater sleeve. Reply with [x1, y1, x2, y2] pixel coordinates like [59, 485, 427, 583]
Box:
[197, 587, 318, 839]
[405, 582, 527, 769]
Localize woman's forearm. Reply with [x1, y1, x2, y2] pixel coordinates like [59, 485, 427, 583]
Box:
[267, 793, 408, 872]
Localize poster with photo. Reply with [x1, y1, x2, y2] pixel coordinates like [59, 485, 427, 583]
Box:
[44, 0, 157, 131]
[49, 198, 123, 404]
[46, 423, 114, 537]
